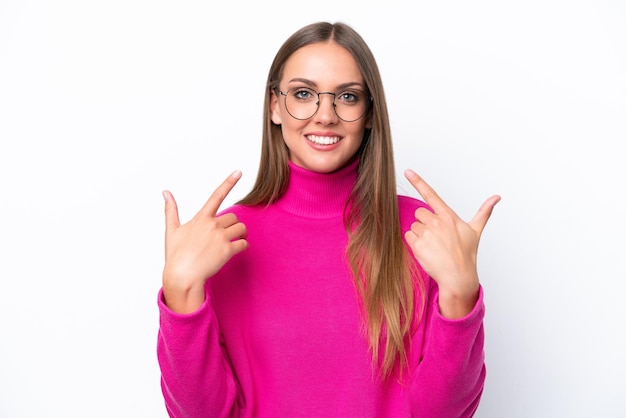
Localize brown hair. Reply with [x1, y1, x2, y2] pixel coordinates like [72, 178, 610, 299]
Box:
[238, 21, 425, 379]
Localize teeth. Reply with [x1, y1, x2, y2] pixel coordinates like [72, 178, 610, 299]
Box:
[306, 135, 341, 145]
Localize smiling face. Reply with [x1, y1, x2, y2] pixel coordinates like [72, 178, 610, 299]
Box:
[270, 41, 371, 173]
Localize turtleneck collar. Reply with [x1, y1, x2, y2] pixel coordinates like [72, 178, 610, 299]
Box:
[275, 158, 359, 219]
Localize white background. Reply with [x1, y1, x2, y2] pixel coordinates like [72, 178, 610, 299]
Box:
[1, 1, 625, 417]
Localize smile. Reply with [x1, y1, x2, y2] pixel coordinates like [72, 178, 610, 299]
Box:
[306, 135, 341, 145]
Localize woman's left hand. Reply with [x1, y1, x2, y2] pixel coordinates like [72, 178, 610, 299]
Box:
[404, 169, 501, 319]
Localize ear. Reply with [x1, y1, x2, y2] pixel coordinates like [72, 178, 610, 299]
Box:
[365, 113, 373, 129]
[270, 89, 283, 125]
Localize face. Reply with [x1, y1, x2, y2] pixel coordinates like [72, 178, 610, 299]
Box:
[270, 41, 371, 174]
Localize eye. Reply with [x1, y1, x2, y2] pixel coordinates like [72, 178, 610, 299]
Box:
[291, 88, 316, 101]
[337, 90, 364, 105]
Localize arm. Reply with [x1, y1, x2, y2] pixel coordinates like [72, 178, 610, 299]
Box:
[410, 282, 486, 418]
[401, 169, 499, 416]
[158, 171, 248, 417]
[157, 289, 239, 418]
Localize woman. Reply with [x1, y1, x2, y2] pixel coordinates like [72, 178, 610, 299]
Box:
[158, 21, 500, 417]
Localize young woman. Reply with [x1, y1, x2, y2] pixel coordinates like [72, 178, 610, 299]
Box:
[158, 21, 500, 417]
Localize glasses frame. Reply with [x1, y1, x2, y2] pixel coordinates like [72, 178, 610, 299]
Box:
[277, 87, 373, 122]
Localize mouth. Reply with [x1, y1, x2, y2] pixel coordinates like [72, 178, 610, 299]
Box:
[305, 135, 341, 145]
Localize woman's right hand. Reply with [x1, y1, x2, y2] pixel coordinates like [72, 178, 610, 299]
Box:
[161, 170, 248, 314]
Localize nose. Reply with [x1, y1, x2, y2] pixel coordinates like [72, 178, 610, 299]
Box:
[313, 92, 338, 124]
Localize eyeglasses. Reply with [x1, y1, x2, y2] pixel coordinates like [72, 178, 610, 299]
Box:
[278, 87, 372, 122]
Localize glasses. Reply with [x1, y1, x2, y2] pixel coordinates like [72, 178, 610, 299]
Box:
[278, 87, 372, 122]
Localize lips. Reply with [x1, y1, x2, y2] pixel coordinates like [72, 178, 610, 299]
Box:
[305, 135, 341, 145]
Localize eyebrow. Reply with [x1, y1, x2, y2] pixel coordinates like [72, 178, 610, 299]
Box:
[286, 78, 366, 91]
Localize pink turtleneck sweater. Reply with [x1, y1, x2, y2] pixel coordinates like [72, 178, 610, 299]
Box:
[157, 160, 486, 417]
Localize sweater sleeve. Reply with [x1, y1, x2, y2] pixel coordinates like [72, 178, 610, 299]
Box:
[157, 288, 239, 418]
[410, 282, 486, 418]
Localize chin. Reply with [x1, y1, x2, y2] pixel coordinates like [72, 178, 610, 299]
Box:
[303, 157, 348, 173]
[290, 149, 359, 173]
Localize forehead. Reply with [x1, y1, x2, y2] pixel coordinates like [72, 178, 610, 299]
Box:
[282, 42, 364, 87]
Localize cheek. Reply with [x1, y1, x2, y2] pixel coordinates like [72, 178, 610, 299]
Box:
[277, 119, 307, 148]
[348, 126, 368, 146]
[280, 113, 308, 132]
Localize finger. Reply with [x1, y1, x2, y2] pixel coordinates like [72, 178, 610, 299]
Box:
[224, 222, 248, 242]
[404, 230, 418, 247]
[414, 206, 435, 224]
[200, 170, 242, 217]
[404, 169, 448, 213]
[216, 212, 241, 229]
[163, 190, 181, 231]
[229, 238, 249, 256]
[469, 194, 501, 234]
[404, 218, 427, 242]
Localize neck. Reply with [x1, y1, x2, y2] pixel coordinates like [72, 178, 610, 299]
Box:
[275, 159, 359, 219]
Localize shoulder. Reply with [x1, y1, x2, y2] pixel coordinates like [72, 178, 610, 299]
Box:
[397, 194, 431, 229]
[397, 194, 430, 212]
[217, 203, 266, 219]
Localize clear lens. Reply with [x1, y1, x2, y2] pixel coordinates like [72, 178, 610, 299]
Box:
[283, 88, 370, 122]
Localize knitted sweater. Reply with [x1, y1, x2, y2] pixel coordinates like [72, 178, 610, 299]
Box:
[157, 160, 486, 417]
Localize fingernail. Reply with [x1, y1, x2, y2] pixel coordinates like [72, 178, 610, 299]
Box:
[232, 170, 242, 179]
[162, 191, 168, 201]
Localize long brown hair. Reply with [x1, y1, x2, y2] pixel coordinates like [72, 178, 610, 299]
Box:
[238, 21, 425, 379]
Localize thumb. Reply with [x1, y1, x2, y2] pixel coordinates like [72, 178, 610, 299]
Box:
[469, 194, 501, 234]
[162, 190, 181, 231]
